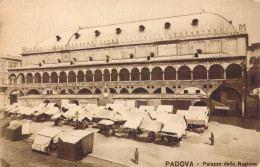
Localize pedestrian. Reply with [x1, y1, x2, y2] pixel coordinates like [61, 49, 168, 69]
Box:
[210, 132, 214, 145]
[134, 148, 139, 164]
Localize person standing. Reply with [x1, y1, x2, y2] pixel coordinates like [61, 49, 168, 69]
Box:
[210, 132, 214, 145]
[134, 148, 139, 164]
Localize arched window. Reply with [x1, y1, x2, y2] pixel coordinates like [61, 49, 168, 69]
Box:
[94, 69, 102, 82]
[77, 71, 84, 82]
[178, 66, 191, 80]
[226, 64, 242, 79]
[151, 67, 163, 80]
[209, 65, 224, 79]
[34, 73, 41, 83]
[86, 70, 93, 82]
[17, 74, 25, 84]
[164, 66, 176, 80]
[111, 69, 118, 81]
[141, 67, 150, 81]
[27, 89, 40, 95]
[42, 72, 49, 83]
[26, 73, 33, 83]
[68, 71, 76, 82]
[120, 88, 129, 94]
[59, 71, 67, 83]
[51, 72, 58, 83]
[78, 88, 92, 94]
[193, 65, 207, 80]
[132, 87, 149, 94]
[109, 88, 117, 94]
[104, 69, 110, 81]
[153, 88, 161, 94]
[95, 88, 101, 94]
[131, 68, 140, 81]
[119, 68, 130, 81]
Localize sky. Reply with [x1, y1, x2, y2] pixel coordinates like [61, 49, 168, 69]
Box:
[0, 0, 260, 57]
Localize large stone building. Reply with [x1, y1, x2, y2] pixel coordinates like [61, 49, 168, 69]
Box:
[7, 12, 252, 117]
[0, 55, 22, 104]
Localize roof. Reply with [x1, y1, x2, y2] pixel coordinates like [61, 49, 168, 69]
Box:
[123, 111, 149, 129]
[139, 117, 163, 133]
[23, 12, 242, 54]
[156, 105, 173, 113]
[37, 127, 62, 138]
[59, 130, 94, 144]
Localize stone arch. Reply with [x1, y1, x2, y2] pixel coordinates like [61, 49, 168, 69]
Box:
[59, 71, 67, 83]
[210, 86, 242, 116]
[34, 73, 41, 83]
[94, 88, 101, 94]
[104, 69, 110, 81]
[119, 68, 130, 81]
[141, 67, 150, 81]
[131, 68, 140, 81]
[68, 89, 75, 94]
[153, 88, 161, 94]
[43, 72, 49, 83]
[109, 88, 117, 94]
[193, 65, 207, 80]
[60, 89, 66, 94]
[151, 67, 163, 80]
[226, 64, 242, 79]
[178, 66, 191, 80]
[17, 74, 25, 84]
[86, 70, 93, 82]
[77, 71, 84, 82]
[209, 64, 224, 79]
[78, 88, 92, 94]
[9, 74, 17, 84]
[164, 66, 176, 80]
[51, 72, 58, 83]
[26, 73, 33, 83]
[120, 88, 129, 94]
[94, 69, 102, 82]
[132, 87, 149, 94]
[9, 89, 24, 105]
[166, 87, 174, 94]
[27, 89, 40, 95]
[111, 69, 118, 81]
[68, 71, 76, 83]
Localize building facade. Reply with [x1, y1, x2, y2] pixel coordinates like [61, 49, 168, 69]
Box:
[7, 12, 249, 117]
[0, 55, 22, 104]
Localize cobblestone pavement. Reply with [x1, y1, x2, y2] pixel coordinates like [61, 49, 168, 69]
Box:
[1, 119, 260, 167]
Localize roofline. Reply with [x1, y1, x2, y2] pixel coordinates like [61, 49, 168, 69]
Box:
[33, 12, 238, 49]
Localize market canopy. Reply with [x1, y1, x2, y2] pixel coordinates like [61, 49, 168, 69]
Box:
[139, 117, 163, 133]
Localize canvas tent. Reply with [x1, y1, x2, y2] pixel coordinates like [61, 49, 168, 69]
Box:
[58, 130, 94, 161]
[123, 111, 149, 129]
[5, 123, 22, 141]
[156, 113, 187, 138]
[176, 109, 208, 126]
[0, 120, 11, 137]
[139, 117, 163, 133]
[32, 127, 62, 153]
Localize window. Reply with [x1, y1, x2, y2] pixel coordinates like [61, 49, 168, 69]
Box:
[165, 22, 171, 29]
[194, 53, 199, 57]
[147, 56, 150, 60]
[196, 90, 200, 94]
[70, 61, 73, 65]
[73, 58, 77, 62]
[184, 90, 188, 94]
[89, 57, 92, 61]
[116, 28, 122, 34]
[75, 33, 80, 39]
[39, 63, 42, 67]
[139, 25, 145, 31]
[42, 60, 45, 64]
[56, 35, 61, 41]
[95, 30, 100, 36]
[192, 19, 199, 26]
[130, 54, 134, 59]
[197, 49, 202, 54]
[178, 85, 181, 88]
[203, 85, 207, 88]
[57, 59, 61, 63]
[150, 52, 155, 58]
